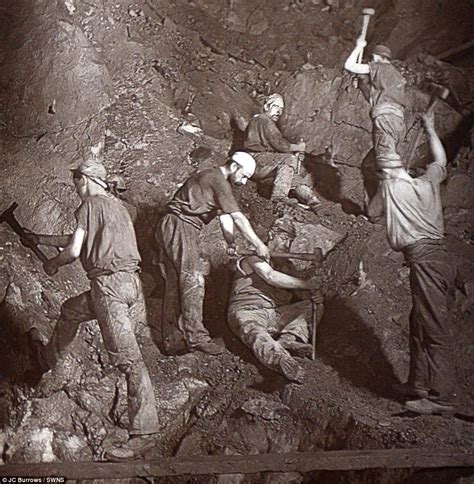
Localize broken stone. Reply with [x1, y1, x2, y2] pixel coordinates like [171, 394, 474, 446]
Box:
[291, 221, 345, 270]
[241, 397, 290, 420]
[177, 121, 203, 137]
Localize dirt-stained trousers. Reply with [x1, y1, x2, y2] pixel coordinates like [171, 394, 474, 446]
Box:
[372, 112, 405, 165]
[227, 300, 314, 373]
[155, 213, 210, 354]
[251, 152, 319, 203]
[42, 271, 160, 436]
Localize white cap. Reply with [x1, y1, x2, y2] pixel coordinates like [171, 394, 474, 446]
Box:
[264, 93, 284, 111]
[231, 151, 256, 177]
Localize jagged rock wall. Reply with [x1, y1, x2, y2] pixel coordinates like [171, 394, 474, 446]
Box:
[274, 68, 462, 210]
[0, 0, 111, 137]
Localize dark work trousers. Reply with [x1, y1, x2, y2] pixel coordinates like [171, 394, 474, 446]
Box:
[43, 271, 160, 436]
[155, 213, 210, 353]
[404, 240, 457, 405]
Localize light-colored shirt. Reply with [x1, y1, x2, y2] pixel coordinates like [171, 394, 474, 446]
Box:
[75, 194, 141, 279]
[382, 163, 447, 251]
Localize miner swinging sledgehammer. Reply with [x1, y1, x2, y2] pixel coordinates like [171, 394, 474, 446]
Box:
[344, 8, 407, 173]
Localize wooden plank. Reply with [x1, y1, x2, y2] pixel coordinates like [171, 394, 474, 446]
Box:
[0, 449, 473, 479]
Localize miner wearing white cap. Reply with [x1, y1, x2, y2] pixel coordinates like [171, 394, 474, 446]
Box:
[244, 93, 322, 212]
[154, 151, 270, 356]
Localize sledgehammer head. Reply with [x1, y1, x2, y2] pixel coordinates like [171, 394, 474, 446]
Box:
[362, 8, 375, 16]
[428, 82, 450, 101]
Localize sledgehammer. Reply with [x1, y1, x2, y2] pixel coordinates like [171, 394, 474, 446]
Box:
[356, 8, 376, 63]
[0, 202, 49, 264]
[406, 82, 450, 168]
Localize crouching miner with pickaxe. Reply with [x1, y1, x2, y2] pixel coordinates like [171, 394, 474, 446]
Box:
[227, 217, 324, 383]
[22, 159, 161, 461]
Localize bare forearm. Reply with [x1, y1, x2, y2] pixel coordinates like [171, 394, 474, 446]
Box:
[267, 271, 310, 290]
[36, 234, 72, 248]
[233, 214, 265, 250]
[49, 247, 78, 268]
[219, 214, 235, 246]
[425, 127, 447, 167]
[344, 46, 369, 74]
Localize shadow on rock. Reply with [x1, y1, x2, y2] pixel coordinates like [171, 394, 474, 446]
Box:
[308, 156, 364, 216]
[317, 296, 398, 398]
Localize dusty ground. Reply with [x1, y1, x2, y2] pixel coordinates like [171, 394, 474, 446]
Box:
[0, 0, 473, 482]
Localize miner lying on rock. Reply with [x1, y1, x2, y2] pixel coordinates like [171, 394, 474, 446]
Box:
[243, 93, 322, 213]
[154, 151, 270, 356]
[227, 217, 324, 383]
[23, 159, 160, 461]
[368, 111, 458, 416]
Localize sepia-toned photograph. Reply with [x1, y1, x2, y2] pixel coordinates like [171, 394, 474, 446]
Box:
[0, 0, 473, 482]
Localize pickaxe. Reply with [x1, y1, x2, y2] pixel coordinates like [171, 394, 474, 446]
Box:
[406, 82, 450, 169]
[0, 202, 49, 264]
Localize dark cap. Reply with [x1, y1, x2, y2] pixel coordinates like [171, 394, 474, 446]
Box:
[71, 159, 108, 180]
[271, 217, 297, 238]
[372, 44, 392, 60]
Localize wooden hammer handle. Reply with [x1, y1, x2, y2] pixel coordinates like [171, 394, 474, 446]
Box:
[238, 250, 320, 262]
[1, 202, 49, 264]
[357, 8, 375, 62]
[405, 95, 442, 169]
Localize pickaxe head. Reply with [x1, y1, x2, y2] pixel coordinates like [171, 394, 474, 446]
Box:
[0, 202, 18, 224]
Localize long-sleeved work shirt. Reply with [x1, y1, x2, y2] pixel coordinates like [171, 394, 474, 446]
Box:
[244, 113, 292, 153]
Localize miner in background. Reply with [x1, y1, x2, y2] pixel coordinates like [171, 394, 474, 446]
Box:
[154, 151, 270, 356]
[24, 159, 160, 461]
[244, 93, 322, 212]
[227, 217, 323, 383]
[368, 111, 457, 416]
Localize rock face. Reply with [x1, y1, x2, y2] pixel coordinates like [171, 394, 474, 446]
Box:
[275, 69, 462, 211]
[0, 1, 111, 137]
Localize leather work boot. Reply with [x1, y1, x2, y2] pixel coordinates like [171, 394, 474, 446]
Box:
[308, 200, 322, 214]
[403, 398, 455, 416]
[278, 354, 305, 384]
[104, 434, 157, 462]
[190, 339, 225, 355]
[280, 340, 313, 359]
[393, 382, 429, 399]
